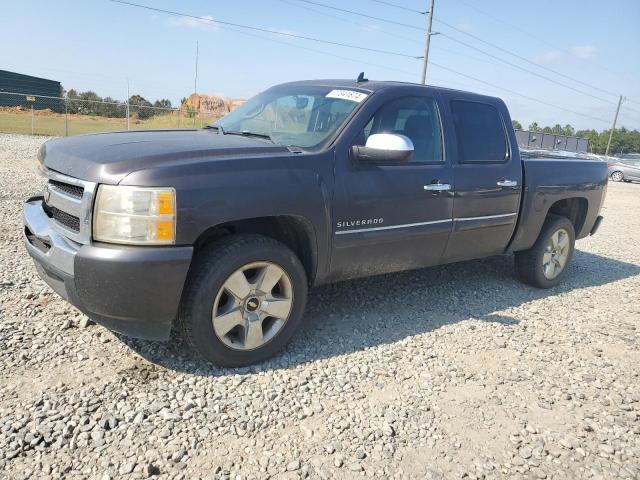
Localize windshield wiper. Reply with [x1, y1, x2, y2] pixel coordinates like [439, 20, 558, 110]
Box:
[205, 124, 225, 134]
[225, 130, 275, 143]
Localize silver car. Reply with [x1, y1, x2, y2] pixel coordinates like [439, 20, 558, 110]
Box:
[608, 158, 640, 182]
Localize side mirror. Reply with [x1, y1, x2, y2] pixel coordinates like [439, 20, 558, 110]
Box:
[351, 133, 414, 164]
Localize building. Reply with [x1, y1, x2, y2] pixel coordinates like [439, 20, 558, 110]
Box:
[0, 70, 62, 112]
[515, 129, 589, 153]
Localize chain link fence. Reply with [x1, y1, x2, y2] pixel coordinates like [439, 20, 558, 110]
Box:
[0, 91, 222, 137]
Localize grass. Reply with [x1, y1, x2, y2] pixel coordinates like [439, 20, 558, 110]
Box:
[0, 110, 221, 137]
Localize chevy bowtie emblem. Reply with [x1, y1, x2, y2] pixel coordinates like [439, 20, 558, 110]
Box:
[43, 184, 51, 203]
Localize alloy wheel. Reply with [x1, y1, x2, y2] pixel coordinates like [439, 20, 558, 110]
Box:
[542, 228, 570, 280]
[212, 261, 293, 351]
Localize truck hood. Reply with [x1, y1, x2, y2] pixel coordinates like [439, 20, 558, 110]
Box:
[40, 129, 292, 184]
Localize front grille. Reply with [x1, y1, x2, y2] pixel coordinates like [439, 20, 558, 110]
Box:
[49, 179, 84, 198]
[41, 170, 96, 244]
[43, 203, 81, 232]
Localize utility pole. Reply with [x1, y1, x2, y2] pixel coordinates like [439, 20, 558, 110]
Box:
[605, 95, 624, 156]
[420, 0, 435, 84]
[194, 40, 199, 94]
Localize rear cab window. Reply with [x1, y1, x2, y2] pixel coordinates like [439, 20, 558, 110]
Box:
[450, 100, 508, 163]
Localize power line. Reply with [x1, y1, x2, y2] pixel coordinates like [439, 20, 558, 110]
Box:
[288, 0, 623, 102]
[294, 0, 424, 30]
[224, 15, 610, 125]
[438, 33, 617, 105]
[106, 0, 420, 59]
[453, 0, 575, 52]
[452, 0, 639, 83]
[433, 17, 621, 99]
[276, 0, 423, 45]
[179, 11, 420, 79]
[282, 0, 503, 69]
[105, 0, 612, 126]
[429, 61, 610, 125]
[369, 0, 426, 14]
[121, 0, 420, 80]
[620, 105, 640, 117]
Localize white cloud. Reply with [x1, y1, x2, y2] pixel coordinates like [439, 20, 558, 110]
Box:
[169, 15, 218, 32]
[570, 45, 597, 59]
[532, 45, 597, 64]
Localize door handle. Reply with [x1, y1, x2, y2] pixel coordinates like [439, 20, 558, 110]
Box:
[497, 179, 518, 187]
[424, 183, 451, 191]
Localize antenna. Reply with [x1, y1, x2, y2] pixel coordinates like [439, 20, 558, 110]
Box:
[356, 72, 368, 83]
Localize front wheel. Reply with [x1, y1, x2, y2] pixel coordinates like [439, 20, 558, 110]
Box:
[179, 235, 308, 367]
[514, 215, 575, 289]
[610, 171, 624, 182]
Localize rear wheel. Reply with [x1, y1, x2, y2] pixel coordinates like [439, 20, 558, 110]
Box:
[179, 235, 308, 367]
[515, 215, 575, 289]
[610, 171, 624, 182]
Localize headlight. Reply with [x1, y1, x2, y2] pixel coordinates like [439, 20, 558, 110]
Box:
[93, 185, 176, 245]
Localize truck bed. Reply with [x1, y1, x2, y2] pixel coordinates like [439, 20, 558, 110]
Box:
[509, 156, 608, 252]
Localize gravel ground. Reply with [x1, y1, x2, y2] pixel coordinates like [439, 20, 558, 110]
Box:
[0, 133, 639, 480]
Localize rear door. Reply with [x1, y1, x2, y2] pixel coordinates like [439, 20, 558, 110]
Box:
[442, 98, 523, 262]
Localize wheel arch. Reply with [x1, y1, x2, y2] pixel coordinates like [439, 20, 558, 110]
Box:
[193, 215, 318, 285]
[547, 197, 588, 236]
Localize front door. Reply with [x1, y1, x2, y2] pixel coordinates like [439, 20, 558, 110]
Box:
[330, 93, 454, 280]
[442, 98, 523, 262]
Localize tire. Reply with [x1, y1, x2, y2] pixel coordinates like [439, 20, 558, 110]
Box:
[179, 234, 308, 367]
[610, 171, 624, 182]
[514, 214, 575, 289]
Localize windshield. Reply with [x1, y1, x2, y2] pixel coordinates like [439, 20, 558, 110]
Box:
[213, 86, 369, 149]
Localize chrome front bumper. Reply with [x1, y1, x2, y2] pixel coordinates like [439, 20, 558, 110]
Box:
[23, 198, 80, 274]
[23, 197, 80, 299]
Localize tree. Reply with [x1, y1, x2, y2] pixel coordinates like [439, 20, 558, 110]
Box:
[129, 94, 154, 119]
[154, 99, 172, 109]
[542, 126, 553, 133]
[551, 124, 564, 134]
[563, 124, 575, 136]
[574, 128, 640, 155]
[528, 122, 541, 132]
[512, 120, 523, 130]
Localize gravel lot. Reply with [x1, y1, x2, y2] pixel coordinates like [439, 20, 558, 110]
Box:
[1, 133, 639, 480]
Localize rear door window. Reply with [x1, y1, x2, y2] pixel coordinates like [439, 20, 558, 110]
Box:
[451, 100, 508, 163]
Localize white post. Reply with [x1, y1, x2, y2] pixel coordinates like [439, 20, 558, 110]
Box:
[31, 105, 34, 135]
[64, 94, 69, 136]
[126, 79, 130, 131]
[194, 40, 199, 95]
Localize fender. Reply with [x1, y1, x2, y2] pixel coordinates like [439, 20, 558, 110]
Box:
[121, 150, 335, 278]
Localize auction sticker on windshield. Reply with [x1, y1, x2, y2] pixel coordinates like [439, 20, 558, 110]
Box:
[326, 89, 368, 103]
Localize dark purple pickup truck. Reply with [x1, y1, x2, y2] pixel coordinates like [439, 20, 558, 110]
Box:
[23, 78, 607, 366]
